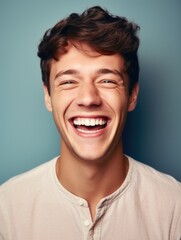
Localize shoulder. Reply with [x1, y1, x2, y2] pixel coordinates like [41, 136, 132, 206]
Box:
[129, 156, 181, 198]
[0, 157, 57, 199]
[126, 156, 181, 239]
[128, 157, 181, 238]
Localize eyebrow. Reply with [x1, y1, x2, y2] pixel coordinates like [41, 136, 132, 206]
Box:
[97, 68, 124, 79]
[55, 69, 79, 80]
[54, 68, 125, 80]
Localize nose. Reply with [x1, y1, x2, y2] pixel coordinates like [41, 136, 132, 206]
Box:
[75, 82, 102, 107]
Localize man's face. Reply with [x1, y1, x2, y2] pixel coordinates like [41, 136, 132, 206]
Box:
[44, 43, 138, 162]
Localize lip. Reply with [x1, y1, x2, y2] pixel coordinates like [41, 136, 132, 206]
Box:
[68, 115, 111, 138]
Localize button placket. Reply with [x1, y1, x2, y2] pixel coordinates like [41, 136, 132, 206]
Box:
[78, 198, 93, 240]
[78, 197, 109, 240]
[91, 204, 108, 240]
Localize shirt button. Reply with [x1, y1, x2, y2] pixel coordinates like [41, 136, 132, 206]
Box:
[78, 200, 84, 206]
[84, 220, 90, 226]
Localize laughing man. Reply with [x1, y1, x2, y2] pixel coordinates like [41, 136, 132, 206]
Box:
[0, 6, 181, 240]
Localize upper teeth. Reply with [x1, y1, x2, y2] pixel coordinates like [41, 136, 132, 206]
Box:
[73, 118, 107, 126]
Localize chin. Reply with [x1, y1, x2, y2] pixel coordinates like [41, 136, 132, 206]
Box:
[73, 149, 110, 163]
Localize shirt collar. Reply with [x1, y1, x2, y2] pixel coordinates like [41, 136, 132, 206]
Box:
[51, 155, 135, 207]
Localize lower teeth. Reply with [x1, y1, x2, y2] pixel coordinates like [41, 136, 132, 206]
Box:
[77, 128, 101, 133]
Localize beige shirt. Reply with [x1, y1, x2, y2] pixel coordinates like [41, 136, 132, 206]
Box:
[0, 156, 181, 240]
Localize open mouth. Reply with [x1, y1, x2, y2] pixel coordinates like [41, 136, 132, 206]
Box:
[71, 117, 108, 134]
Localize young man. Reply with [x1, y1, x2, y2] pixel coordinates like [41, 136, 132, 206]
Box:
[0, 6, 180, 240]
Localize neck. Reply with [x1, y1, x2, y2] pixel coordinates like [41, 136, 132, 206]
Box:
[56, 144, 129, 220]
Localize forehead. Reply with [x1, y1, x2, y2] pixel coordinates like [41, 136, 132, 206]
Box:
[50, 42, 126, 76]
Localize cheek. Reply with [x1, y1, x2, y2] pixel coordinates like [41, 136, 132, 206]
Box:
[50, 95, 65, 124]
[51, 92, 73, 111]
[51, 92, 75, 129]
[102, 90, 128, 111]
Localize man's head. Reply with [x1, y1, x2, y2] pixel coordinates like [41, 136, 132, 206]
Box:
[37, 6, 140, 162]
[37, 6, 140, 95]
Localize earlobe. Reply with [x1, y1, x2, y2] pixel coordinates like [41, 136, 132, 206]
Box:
[128, 83, 139, 112]
[43, 85, 52, 112]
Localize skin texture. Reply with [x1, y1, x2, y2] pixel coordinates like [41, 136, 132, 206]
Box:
[44, 42, 139, 219]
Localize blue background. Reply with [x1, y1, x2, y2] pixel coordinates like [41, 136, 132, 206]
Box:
[0, 0, 181, 183]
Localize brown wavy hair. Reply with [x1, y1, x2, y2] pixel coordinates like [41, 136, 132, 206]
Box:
[37, 6, 140, 94]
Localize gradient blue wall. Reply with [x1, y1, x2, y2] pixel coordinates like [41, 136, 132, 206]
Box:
[0, 0, 181, 183]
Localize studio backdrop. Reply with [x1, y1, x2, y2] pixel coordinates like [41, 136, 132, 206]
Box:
[0, 0, 181, 183]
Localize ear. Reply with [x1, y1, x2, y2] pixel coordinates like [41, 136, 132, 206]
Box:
[43, 85, 52, 112]
[128, 83, 139, 112]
